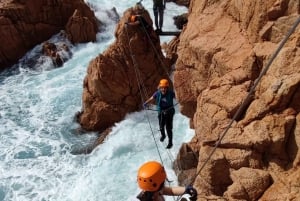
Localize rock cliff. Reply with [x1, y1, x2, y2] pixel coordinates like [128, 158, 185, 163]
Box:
[0, 0, 98, 70]
[78, 5, 171, 131]
[77, 0, 299, 199]
[174, 0, 300, 200]
[3, 0, 298, 199]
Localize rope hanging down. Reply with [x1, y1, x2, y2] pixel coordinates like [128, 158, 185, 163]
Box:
[131, 13, 200, 178]
[135, 22, 190, 174]
[125, 15, 186, 184]
[175, 15, 300, 201]
[138, 16, 171, 78]
[125, 23, 166, 166]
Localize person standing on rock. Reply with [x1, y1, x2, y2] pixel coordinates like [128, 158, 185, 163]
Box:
[152, 0, 166, 32]
[143, 79, 175, 149]
[136, 161, 198, 201]
[126, 3, 159, 43]
[127, 14, 151, 31]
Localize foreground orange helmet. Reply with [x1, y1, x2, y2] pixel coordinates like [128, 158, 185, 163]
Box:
[137, 161, 166, 192]
[159, 79, 169, 88]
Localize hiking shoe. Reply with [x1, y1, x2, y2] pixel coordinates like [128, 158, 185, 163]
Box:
[166, 143, 173, 149]
[160, 136, 166, 142]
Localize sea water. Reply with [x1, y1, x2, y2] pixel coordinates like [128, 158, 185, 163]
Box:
[0, 1, 192, 200]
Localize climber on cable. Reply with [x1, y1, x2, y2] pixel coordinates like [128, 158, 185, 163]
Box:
[143, 79, 175, 149]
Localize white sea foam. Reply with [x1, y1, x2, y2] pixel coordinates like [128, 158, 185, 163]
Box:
[0, 1, 190, 200]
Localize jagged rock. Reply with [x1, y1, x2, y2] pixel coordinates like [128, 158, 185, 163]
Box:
[173, 13, 188, 30]
[174, 0, 300, 199]
[42, 41, 70, 67]
[65, 9, 97, 43]
[288, 113, 300, 168]
[174, 143, 198, 185]
[259, 168, 300, 201]
[162, 36, 180, 67]
[224, 167, 271, 201]
[78, 5, 170, 131]
[195, 146, 233, 195]
[0, 0, 99, 70]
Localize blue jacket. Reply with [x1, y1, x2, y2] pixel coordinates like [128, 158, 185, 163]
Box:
[153, 90, 175, 112]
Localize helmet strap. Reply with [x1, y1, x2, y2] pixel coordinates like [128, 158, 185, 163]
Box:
[136, 191, 154, 201]
[158, 182, 165, 191]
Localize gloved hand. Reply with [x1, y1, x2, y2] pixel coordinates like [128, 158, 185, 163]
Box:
[185, 185, 197, 201]
[143, 102, 148, 108]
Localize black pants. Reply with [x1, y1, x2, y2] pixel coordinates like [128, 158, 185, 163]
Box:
[158, 108, 175, 144]
[153, 5, 164, 30]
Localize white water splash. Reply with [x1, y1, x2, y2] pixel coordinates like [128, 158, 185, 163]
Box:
[0, 1, 190, 200]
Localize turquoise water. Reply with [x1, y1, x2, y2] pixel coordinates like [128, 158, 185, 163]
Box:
[0, 1, 192, 200]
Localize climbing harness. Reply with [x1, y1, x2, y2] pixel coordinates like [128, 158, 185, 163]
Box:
[145, 103, 179, 112]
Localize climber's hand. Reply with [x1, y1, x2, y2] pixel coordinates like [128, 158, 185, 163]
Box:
[185, 185, 197, 201]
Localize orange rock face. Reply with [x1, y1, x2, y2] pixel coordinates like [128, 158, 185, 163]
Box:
[65, 9, 97, 43]
[0, 0, 98, 70]
[173, 0, 300, 200]
[78, 6, 171, 131]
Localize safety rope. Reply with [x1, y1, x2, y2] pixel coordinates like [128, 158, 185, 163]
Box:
[125, 14, 187, 201]
[175, 15, 300, 201]
[144, 102, 195, 180]
[145, 103, 179, 112]
[135, 2, 200, 177]
[125, 27, 149, 101]
[136, 10, 189, 179]
[134, 12, 199, 197]
[138, 22, 189, 177]
[125, 23, 166, 166]
[127, 4, 197, 200]
[138, 15, 171, 78]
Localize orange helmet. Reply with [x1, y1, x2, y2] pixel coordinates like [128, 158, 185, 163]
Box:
[159, 79, 169, 88]
[137, 161, 166, 192]
[130, 15, 137, 22]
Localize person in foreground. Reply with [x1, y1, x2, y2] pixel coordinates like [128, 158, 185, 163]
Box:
[143, 79, 175, 149]
[136, 161, 198, 201]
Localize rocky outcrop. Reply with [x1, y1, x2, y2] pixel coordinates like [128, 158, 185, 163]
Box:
[0, 0, 99, 70]
[173, 13, 188, 30]
[42, 41, 70, 67]
[225, 167, 271, 200]
[78, 6, 171, 131]
[76, 0, 299, 198]
[174, 0, 300, 200]
[65, 9, 97, 43]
